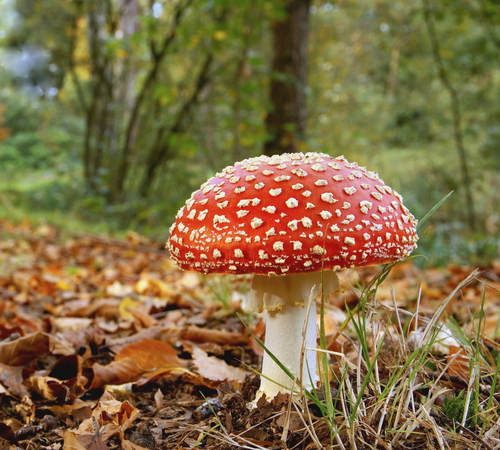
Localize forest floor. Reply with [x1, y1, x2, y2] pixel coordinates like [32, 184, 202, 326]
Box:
[0, 219, 499, 450]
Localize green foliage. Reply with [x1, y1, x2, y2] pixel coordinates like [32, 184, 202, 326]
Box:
[443, 390, 479, 428]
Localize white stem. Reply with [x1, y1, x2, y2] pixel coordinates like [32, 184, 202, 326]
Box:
[248, 271, 339, 402]
[258, 301, 317, 399]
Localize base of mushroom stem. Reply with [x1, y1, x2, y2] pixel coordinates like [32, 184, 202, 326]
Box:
[257, 301, 318, 401]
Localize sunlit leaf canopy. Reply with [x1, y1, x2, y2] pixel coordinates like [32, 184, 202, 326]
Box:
[0, 0, 499, 266]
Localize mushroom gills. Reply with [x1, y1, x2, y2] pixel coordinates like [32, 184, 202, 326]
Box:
[247, 271, 339, 400]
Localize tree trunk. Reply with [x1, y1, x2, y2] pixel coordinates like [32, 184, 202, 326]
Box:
[263, 0, 311, 156]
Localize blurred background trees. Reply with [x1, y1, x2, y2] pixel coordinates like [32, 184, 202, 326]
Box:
[0, 0, 499, 266]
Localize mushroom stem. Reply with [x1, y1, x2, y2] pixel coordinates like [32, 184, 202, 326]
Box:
[259, 301, 317, 399]
[248, 271, 339, 402]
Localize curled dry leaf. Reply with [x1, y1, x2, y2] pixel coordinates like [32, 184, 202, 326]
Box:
[25, 355, 87, 402]
[191, 346, 250, 384]
[72, 391, 139, 443]
[0, 332, 73, 366]
[90, 338, 191, 389]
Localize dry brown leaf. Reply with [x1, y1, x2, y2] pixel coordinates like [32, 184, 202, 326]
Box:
[74, 391, 139, 442]
[181, 324, 248, 345]
[0, 332, 50, 366]
[191, 346, 250, 383]
[90, 358, 145, 390]
[0, 363, 28, 398]
[114, 338, 191, 382]
[63, 430, 107, 450]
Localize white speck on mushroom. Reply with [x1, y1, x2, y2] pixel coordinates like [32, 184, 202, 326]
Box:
[262, 205, 276, 214]
[332, 175, 344, 181]
[217, 201, 229, 209]
[378, 206, 387, 213]
[235, 187, 246, 193]
[321, 193, 336, 203]
[341, 215, 355, 224]
[371, 192, 383, 201]
[301, 217, 313, 228]
[306, 203, 315, 209]
[202, 184, 215, 194]
[372, 213, 381, 220]
[328, 161, 340, 170]
[237, 210, 249, 218]
[292, 183, 304, 190]
[213, 215, 230, 225]
[225, 237, 233, 243]
[344, 186, 357, 195]
[273, 241, 284, 251]
[286, 198, 299, 208]
[361, 184, 370, 189]
[293, 241, 302, 250]
[359, 200, 373, 213]
[234, 249, 244, 258]
[274, 175, 291, 182]
[335, 209, 342, 217]
[229, 176, 240, 184]
[270, 188, 282, 197]
[342, 202, 351, 209]
[237, 199, 251, 207]
[371, 224, 383, 232]
[363, 233, 371, 241]
[266, 227, 276, 237]
[250, 218, 264, 229]
[302, 190, 312, 197]
[288, 220, 299, 231]
[214, 192, 226, 200]
[245, 175, 256, 182]
[255, 182, 265, 190]
[375, 185, 387, 194]
[197, 210, 209, 220]
[351, 170, 363, 179]
[262, 170, 274, 176]
[344, 237, 356, 246]
[198, 198, 208, 205]
[228, 265, 237, 271]
[212, 249, 222, 258]
[319, 211, 332, 220]
[187, 209, 197, 220]
[304, 260, 313, 267]
[186, 252, 195, 260]
[292, 168, 308, 177]
[330, 224, 340, 232]
[312, 245, 326, 255]
[258, 250, 268, 260]
[315, 179, 328, 186]
[311, 163, 326, 172]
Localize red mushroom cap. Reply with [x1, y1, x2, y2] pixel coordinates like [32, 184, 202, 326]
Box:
[167, 152, 418, 275]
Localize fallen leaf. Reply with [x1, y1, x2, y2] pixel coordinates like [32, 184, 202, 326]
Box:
[191, 346, 250, 383]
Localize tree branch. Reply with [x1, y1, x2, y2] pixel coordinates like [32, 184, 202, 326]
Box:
[110, 0, 195, 202]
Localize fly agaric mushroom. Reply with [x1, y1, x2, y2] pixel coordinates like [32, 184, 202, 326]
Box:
[167, 152, 418, 401]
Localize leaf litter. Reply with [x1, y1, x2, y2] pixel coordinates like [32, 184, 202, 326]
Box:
[0, 219, 499, 449]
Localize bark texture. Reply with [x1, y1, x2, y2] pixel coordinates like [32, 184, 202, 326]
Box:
[264, 0, 311, 156]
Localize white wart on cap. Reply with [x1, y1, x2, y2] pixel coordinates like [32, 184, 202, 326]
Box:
[167, 152, 418, 275]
